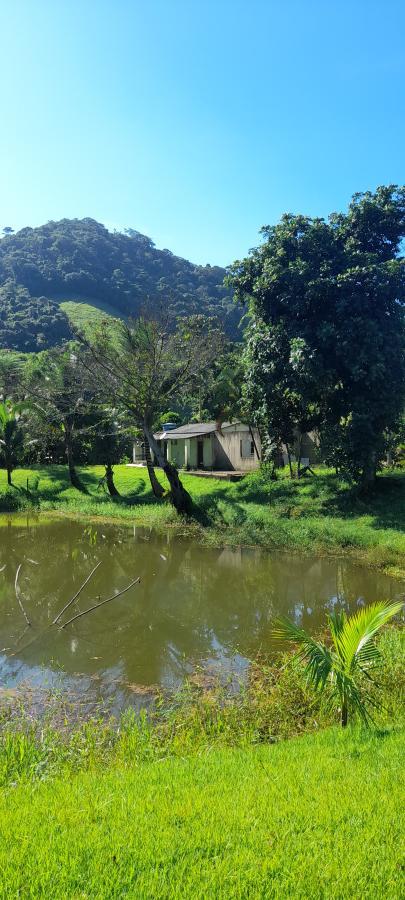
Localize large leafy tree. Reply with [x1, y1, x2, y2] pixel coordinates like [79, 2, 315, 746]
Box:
[228, 185, 405, 489]
[241, 322, 321, 474]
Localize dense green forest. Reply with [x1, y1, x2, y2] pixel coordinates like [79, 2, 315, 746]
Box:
[0, 218, 238, 351]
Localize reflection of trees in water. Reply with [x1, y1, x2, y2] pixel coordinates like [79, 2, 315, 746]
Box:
[0, 521, 403, 689]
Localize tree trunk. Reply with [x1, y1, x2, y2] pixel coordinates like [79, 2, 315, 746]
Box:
[341, 696, 348, 727]
[297, 433, 303, 479]
[143, 430, 165, 499]
[105, 462, 120, 497]
[285, 443, 294, 479]
[7, 466, 12, 486]
[248, 424, 261, 462]
[360, 449, 377, 494]
[143, 424, 192, 515]
[65, 427, 81, 490]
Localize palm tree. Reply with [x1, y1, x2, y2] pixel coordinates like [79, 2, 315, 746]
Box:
[0, 400, 25, 485]
[272, 601, 403, 726]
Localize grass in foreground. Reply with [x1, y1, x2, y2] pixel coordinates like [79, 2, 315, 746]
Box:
[0, 630, 403, 897]
[0, 727, 403, 899]
[0, 464, 404, 576]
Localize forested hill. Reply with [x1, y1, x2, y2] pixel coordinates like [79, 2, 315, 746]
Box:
[0, 218, 238, 351]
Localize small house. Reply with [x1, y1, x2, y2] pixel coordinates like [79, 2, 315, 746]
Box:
[162, 421, 261, 472]
[132, 421, 261, 472]
[132, 422, 320, 473]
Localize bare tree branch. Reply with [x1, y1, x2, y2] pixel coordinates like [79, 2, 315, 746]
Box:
[14, 564, 31, 626]
[60, 577, 141, 628]
[52, 561, 102, 625]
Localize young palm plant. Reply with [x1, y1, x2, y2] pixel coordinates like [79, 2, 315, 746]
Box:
[272, 601, 403, 726]
[0, 400, 26, 485]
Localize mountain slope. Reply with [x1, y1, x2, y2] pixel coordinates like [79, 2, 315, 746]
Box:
[0, 218, 239, 351]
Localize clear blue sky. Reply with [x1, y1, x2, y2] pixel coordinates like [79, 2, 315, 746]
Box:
[0, 1, 404, 266]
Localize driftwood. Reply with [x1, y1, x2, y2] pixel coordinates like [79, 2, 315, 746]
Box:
[52, 561, 102, 625]
[14, 564, 31, 626]
[60, 577, 141, 628]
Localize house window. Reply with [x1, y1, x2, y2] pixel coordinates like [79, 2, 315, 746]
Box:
[240, 438, 255, 458]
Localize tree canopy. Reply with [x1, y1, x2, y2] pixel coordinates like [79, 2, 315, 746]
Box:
[228, 185, 405, 487]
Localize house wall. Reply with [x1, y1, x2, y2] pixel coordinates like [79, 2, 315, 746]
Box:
[167, 439, 185, 467]
[281, 432, 320, 467]
[203, 436, 214, 467]
[167, 425, 261, 472]
[214, 425, 261, 472]
[168, 435, 214, 469]
[186, 438, 196, 468]
[133, 440, 145, 463]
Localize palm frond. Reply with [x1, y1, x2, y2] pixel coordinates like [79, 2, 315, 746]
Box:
[330, 601, 403, 675]
[274, 600, 403, 726]
[272, 617, 332, 691]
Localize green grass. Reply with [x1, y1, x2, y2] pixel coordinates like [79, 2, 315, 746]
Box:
[1, 464, 405, 576]
[0, 630, 403, 897]
[0, 727, 403, 898]
[60, 298, 122, 333]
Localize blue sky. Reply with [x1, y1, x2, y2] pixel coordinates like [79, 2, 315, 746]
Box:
[0, 1, 403, 265]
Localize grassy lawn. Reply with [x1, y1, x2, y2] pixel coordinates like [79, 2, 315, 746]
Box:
[0, 726, 403, 898]
[0, 464, 404, 576]
[0, 615, 403, 897]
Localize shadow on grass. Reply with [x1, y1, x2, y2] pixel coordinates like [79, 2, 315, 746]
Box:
[319, 476, 405, 532]
[191, 489, 249, 529]
[232, 470, 405, 533]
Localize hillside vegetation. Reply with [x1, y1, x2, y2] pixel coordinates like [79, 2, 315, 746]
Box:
[0, 218, 237, 351]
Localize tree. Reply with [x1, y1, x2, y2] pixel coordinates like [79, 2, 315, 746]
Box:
[0, 400, 26, 485]
[24, 345, 96, 489]
[0, 350, 26, 398]
[90, 408, 130, 497]
[241, 322, 321, 476]
[186, 344, 244, 424]
[82, 314, 224, 513]
[272, 600, 403, 726]
[228, 185, 405, 490]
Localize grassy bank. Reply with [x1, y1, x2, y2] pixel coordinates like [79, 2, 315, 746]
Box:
[1, 464, 405, 576]
[0, 629, 404, 897]
[0, 727, 403, 899]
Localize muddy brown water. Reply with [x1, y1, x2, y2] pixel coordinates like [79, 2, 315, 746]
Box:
[0, 516, 403, 714]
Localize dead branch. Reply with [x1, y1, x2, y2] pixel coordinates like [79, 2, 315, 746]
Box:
[60, 577, 141, 628]
[14, 564, 31, 626]
[52, 561, 102, 625]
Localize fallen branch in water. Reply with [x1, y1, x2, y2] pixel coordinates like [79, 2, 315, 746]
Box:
[52, 561, 102, 625]
[60, 578, 141, 628]
[14, 564, 31, 627]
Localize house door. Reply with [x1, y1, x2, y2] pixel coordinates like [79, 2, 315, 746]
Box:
[197, 439, 204, 468]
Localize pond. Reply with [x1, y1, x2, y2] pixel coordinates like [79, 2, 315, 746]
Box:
[0, 516, 403, 714]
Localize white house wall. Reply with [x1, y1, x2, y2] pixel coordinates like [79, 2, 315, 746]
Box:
[167, 440, 185, 467]
[167, 425, 261, 472]
[214, 426, 261, 472]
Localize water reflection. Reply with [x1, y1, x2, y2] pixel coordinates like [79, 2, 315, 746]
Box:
[0, 517, 403, 708]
